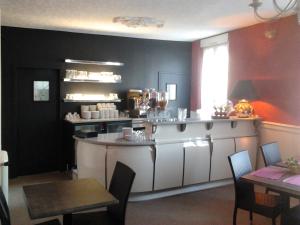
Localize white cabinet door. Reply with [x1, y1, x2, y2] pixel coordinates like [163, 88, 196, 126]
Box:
[154, 143, 184, 190]
[210, 139, 235, 181]
[107, 146, 154, 193]
[235, 136, 258, 169]
[183, 142, 210, 186]
[76, 142, 107, 186]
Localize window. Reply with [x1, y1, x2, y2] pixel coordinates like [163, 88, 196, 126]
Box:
[200, 34, 229, 113]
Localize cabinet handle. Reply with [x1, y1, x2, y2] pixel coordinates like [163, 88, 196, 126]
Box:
[205, 122, 213, 130]
[206, 135, 213, 156]
[150, 146, 156, 163]
[152, 125, 157, 134]
[231, 121, 237, 128]
[177, 124, 186, 132]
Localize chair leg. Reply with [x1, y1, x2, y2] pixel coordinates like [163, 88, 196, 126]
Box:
[249, 210, 253, 221]
[265, 187, 269, 194]
[233, 206, 237, 225]
[272, 217, 276, 225]
[280, 194, 290, 225]
[63, 214, 72, 225]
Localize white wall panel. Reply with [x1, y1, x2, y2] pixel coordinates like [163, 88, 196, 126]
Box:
[258, 122, 300, 168]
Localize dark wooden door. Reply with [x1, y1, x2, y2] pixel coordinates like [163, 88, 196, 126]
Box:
[158, 72, 190, 117]
[17, 68, 60, 175]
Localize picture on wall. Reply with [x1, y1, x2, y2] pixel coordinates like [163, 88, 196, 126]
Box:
[166, 83, 177, 101]
[33, 81, 49, 101]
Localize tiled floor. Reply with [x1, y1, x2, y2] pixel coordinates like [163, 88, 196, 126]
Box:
[9, 172, 277, 225]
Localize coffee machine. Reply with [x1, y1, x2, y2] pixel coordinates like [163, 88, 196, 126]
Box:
[127, 89, 143, 118]
[127, 88, 171, 118]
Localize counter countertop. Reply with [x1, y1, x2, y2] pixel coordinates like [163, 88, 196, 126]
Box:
[145, 116, 261, 125]
[65, 117, 132, 124]
[74, 133, 213, 146]
[74, 133, 155, 146]
[66, 116, 261, 125]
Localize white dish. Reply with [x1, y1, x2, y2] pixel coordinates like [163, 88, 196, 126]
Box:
[89, 105, 97, 111]
[91, 111, 99, 119]
[82, 111, 91, 119]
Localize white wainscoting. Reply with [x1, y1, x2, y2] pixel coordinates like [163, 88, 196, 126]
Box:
[257, 121, 300, 169]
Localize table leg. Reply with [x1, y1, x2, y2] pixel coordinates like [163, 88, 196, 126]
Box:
[280, 194, 290, 225]
[63, 213, 72, 225]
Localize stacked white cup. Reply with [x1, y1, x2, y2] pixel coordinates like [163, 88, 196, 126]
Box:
[81, 105, 91, 119]
[97, 103, 119, 119]
[81, 103, 119, 120]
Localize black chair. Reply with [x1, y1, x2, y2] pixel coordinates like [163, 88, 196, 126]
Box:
[261, 142, 282, 167]
[228, 150, 283, 225]
[72, 161, 136, 225]
[0, 187, 60, 225]
[285, 205, 300, 225]
[261, 142, 286, 195]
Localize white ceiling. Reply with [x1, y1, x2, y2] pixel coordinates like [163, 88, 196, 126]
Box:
[0, 0, 279, 41]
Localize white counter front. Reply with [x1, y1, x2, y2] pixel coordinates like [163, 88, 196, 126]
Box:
[75, 117, 260, 200]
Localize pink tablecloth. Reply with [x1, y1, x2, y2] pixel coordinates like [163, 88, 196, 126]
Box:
[251, 166, 287, 180]
[283, 175, 300, 186]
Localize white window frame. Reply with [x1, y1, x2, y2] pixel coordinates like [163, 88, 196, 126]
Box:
[200, 33, 229, 114]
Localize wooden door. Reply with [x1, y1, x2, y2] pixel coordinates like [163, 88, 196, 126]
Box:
[17, 68, 60, 175]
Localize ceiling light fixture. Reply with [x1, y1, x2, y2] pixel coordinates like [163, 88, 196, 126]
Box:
[113, 16, 164, 28]
[65, 59, 124, 66]
[249, 0, 300, 24]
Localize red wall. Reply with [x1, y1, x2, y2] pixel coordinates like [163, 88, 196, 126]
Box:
[191, 15, 300, 125]
[191, 41, 203, 110]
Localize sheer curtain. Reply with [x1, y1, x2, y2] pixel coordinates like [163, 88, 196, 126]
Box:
[201, 43, 229, 114]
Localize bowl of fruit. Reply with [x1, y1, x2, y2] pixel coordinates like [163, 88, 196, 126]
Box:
[285, 157, 300, 174]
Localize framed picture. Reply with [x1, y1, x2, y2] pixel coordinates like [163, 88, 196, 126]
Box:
[33, 81, 49, 101]
[166, 83, 177, 100]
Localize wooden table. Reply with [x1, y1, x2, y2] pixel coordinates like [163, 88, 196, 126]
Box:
[276, 161, 288, 168]
[23, 178, 118, 225]
[242, 168, 300, 225]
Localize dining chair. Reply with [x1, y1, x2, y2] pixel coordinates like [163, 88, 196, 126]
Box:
[261, 142, 282, 166]
[284, 204, 300, 225]
[0, 187, 61, 225]
[260, 142, 285, 195]
[228, 150, 283, 225]
[72, 161, 136, 225]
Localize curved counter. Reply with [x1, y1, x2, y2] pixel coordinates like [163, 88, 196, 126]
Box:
[75, 117, 260, 200]
[75, 133, 156, 194]
[74, 133, 155, 146]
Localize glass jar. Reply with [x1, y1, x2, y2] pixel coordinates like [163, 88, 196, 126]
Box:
[148, 89, 157, 109]
[157, 91, 168, 110]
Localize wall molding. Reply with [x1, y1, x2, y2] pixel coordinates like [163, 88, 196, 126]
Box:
[257, 120, 300, 168]
[260, 121, 300, 135]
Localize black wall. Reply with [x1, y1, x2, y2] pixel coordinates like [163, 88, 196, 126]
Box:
[1, 26, 192, 177]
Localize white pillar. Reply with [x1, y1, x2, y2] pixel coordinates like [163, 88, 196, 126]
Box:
[0, 9, 8, 202]
[0, 8, 2, 150]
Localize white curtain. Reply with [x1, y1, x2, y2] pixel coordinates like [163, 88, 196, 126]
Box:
[201, 44, 229, 114]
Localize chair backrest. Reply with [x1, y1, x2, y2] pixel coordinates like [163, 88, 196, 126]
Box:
[228, 150, 253, 182]
[0, 187, 11, 225]
[108, 161, 136, 225]
[228, 150, 254, 206]
[261, 142, 282, 166]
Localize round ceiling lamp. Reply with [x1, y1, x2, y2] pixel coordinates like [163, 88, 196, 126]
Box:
[113, 16, 164, 28]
